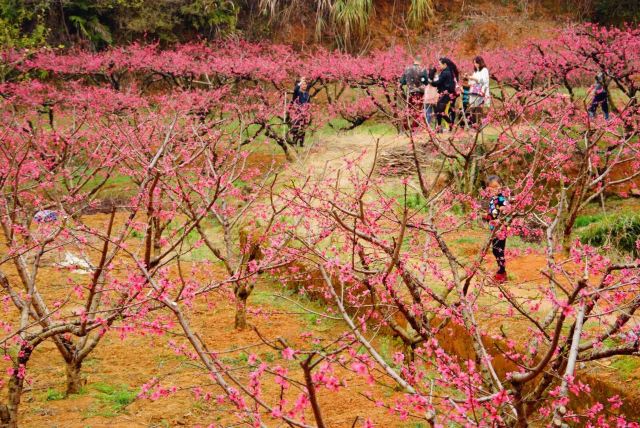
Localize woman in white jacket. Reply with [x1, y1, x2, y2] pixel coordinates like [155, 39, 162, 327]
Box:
[467, 56, 490, 124]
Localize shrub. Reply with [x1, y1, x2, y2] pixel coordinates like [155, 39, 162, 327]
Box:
[579, 214, 640, 257]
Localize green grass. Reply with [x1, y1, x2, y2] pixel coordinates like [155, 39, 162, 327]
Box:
[251, 284, 338, 332]
[376, 335, 403, 367]
[222, 352, 249, 366]
[579, 213, 640, 257]
[45, 388, 65, 401]
[89, 382, 137, 415]
[319, 118, 396, 136]
[610, 357, 640, 378]
[574, 213, 605, 229]
[508, 235, 542, 250]
[453, 236, 476, 245]
[261, 351, 276, 363]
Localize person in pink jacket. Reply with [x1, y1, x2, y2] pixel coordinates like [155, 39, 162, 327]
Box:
[423, 67, 439, 129]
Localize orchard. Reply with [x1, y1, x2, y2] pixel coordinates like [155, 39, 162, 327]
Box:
[1, 21, 640, 428]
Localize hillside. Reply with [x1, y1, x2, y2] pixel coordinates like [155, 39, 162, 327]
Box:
[1, 0, 638, 52]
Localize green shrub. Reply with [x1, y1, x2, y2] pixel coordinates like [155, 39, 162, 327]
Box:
[579, 214, 640, 256]
[574, 213, 605, 229]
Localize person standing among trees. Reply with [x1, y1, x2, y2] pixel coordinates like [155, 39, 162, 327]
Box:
[460, 76, 471, 127]
[588, 72, 610, 121]
[483, 175, 510, 283]
[289, 76, 311, 147]
[467, 55, 491, 125]
[423, 66, 439, 129]
[400, 56, 428, 129]
[429, 57, 459, 133]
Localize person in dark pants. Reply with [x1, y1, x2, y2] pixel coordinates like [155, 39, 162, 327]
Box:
[483, 175, 509, 283]
[429, 57, 459, 132]
[400, 56, 428, 129]
[460, 77, 471, 127]
[588, 72, 609, 121]
[289, 77, 311, 147]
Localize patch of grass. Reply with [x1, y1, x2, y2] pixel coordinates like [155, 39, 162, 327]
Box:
[377, 336, 402, 367]
[262, 352, 276, 363]
[45, 388, 65, 401]
[305, 312, 319, 325]
[508, 235, 542, 250]
[82, 358, 100, 368]
[250, 288, 281, 307]
[453, 236, 476, 245]
[450, 203, 464, 216]
[401, 192, 427, 211]
[610, 357, 640, 378]
[574, 213, 605, 229]
[222, 352, 248, 366]
[320, 118, 397, 136]
[90, 382, 137, 413]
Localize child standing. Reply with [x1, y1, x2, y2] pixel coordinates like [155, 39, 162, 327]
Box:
[484, 175, 509, 283]
[461, 77, 471, 126]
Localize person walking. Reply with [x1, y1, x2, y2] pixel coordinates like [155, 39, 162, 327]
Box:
[430, 57, 459, 132]
[400, 56, 428, 129]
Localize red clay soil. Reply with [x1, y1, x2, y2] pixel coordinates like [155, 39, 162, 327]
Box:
[10, 292, 409, 427]
[2, 215, 639, 426]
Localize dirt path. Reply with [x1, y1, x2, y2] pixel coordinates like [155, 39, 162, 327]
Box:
[296, 127, 410, 177]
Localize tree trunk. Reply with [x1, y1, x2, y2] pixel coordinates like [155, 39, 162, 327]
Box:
[1, 350, 31, 428]
[512, 384, 529, 428]
[65, 359, 85, 396]
[234, 288, 249, 330]
[561, 216, 576, 254]
[0, 375, 23, 428]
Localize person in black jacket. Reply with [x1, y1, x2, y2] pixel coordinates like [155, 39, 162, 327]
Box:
[289, 77, 311, 147]
[429, 57, 460, 132]
[588, 72, 609, 121]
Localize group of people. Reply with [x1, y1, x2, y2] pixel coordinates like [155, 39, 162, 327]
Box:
[400, 56, 508, 282]
[400, 55, 491, 132]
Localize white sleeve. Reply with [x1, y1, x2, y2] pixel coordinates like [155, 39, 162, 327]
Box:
[478, 68, 490, 87]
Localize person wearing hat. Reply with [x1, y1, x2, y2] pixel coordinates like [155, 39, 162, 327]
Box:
[400, 56, 428, 129]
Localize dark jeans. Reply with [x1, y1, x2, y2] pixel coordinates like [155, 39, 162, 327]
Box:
[491, 237, 506, 274]
[288, 107, 310, 147]
[291, 124, 306, 146]
[461, 102, 470, 125]
[588, 91, 609, 120]
[435, 94, 452, 127]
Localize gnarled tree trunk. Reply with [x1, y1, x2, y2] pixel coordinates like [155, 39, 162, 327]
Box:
[65, 359, 85, 396]
[0, 348, 32, 428]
